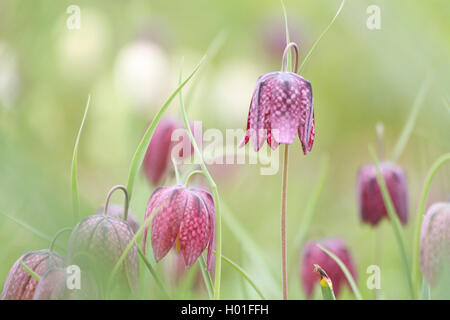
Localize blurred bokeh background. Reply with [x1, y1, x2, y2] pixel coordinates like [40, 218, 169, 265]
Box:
[0, 0, 449, 299]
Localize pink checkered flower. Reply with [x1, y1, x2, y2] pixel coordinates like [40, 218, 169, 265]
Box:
[1, 250, 64, 300]
[239, 44, 314, 154]
[420, 202, 450, 286]
[357, 162, 409, 226]
[142, 184, 216, 270]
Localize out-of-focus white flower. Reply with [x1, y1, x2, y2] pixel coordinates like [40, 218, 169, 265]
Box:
[211, 60, 260, 125]
[57, 9, 109, 80]
[0, 43, 20, 109]
[114, 39, 170, 111]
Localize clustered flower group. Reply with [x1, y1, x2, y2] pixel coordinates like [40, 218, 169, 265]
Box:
[1, 27, 448, 301]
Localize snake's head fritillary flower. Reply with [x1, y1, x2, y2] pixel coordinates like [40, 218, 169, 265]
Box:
[142, 184, 216, 270]
[1, 250, 64, 300]
[67, 214, 139, 296]
[143, 116, 195, 185]
[97, 204, 140, 234]
[300, 238, 357, 299]
[420, 202, 450, 287]
[357, 162, 409, 226]
[240, 43, 314, 154]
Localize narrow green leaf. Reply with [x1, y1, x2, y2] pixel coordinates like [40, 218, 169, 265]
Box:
[298, 0, 345, 74]
[280, 0, 292, 71]
[317, 244, 363, 300]
[216, 251, 266, 300]
[411, 152, 450, 292]
[392, 76, 432, 162]
[369, 147, 415, 299]
[178, 63, 223, 300]
[313, 264, 336, 300]
[221, 200, 281, 296]
[20, 260, 41, 281]
[126, 56, 206, 201]
[294, 155, 329, 249]
[108, 201, 167, 291]
[71, 95, 91, 224]
[137, 246, 170, 299]
[199, 255, 214, 299]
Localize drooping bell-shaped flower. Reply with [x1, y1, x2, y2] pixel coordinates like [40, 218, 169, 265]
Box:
[357, 162, 408, 226]
[1, 250, 64, 300]
[300, 238, 357, 299]
[420, 202, 450, 286]
[67, 186, 139, 296]
[143, 116, 194, 185]
[240, 43, 314, 154]
[142, 184, 216, 270]
[97, 204, 140, 234]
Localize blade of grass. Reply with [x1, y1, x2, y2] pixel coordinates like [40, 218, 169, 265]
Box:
[178, 63, 222, 300]
[392, 76, 432, 162]
[71, 94, 91, 224]
[317, 244, 362, 300]
[213, 251, 266, 300]
[137, 246, 170, 299]
[199, 254, 214, 299]
[1, 211, 53, 244]
[294, 155, 329, 249]
[108, 201, 167, 294]
[313, 264, 336, 300]
[20, 260, 41, 281]
[280, 0, 292, 71]
[298, 0, 345, 74]
[369, 146, 415, 299]
[411, 152, 450, 292]
[221, 200, 281, 296]
[126, 56, 206, 201]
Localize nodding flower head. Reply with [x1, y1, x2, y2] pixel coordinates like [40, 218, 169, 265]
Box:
[420, 202, 450, 287]
[142, 184, 216, 270]
[240, 43, 314, 154]
[357, 162, 409, 226]
[143, 116, 194, 185]
[300, 238, 356, 299]
[67, 186, 139, 296]
[1, 250, 64, 300]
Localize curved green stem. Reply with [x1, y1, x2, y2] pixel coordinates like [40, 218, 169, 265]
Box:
[103, 185, 129, 221]
[49, 227, 72, 252]
[214, 251, 266, 300]
[184, 170, 205, 187]
[137, 246, 170, 299]
[71, 94, 91, 224]
[199, 255, 214, 299]
[412, 152, 450, 293]
[178, 64, 222, 300]
[108, 201, 166, 291]
[370, 147, 415, 299]
[298, 0, 345, 74]
[126, 57, 205, 202]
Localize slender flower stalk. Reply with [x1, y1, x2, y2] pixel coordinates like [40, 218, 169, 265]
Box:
[281, 144, 289, 299]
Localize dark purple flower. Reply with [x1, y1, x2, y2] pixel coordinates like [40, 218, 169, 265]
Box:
[300, 238, 357, 299]
[67, 214, 139, 296]
[143, 116, 194, 185]
[96, 204, 140, 234]
[240, 71, 314, 153]
[357, 162, 409, 226]
[142, 184, 215, 270]
[1, 250, 64, 300]
[420, 202, 450, 286]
